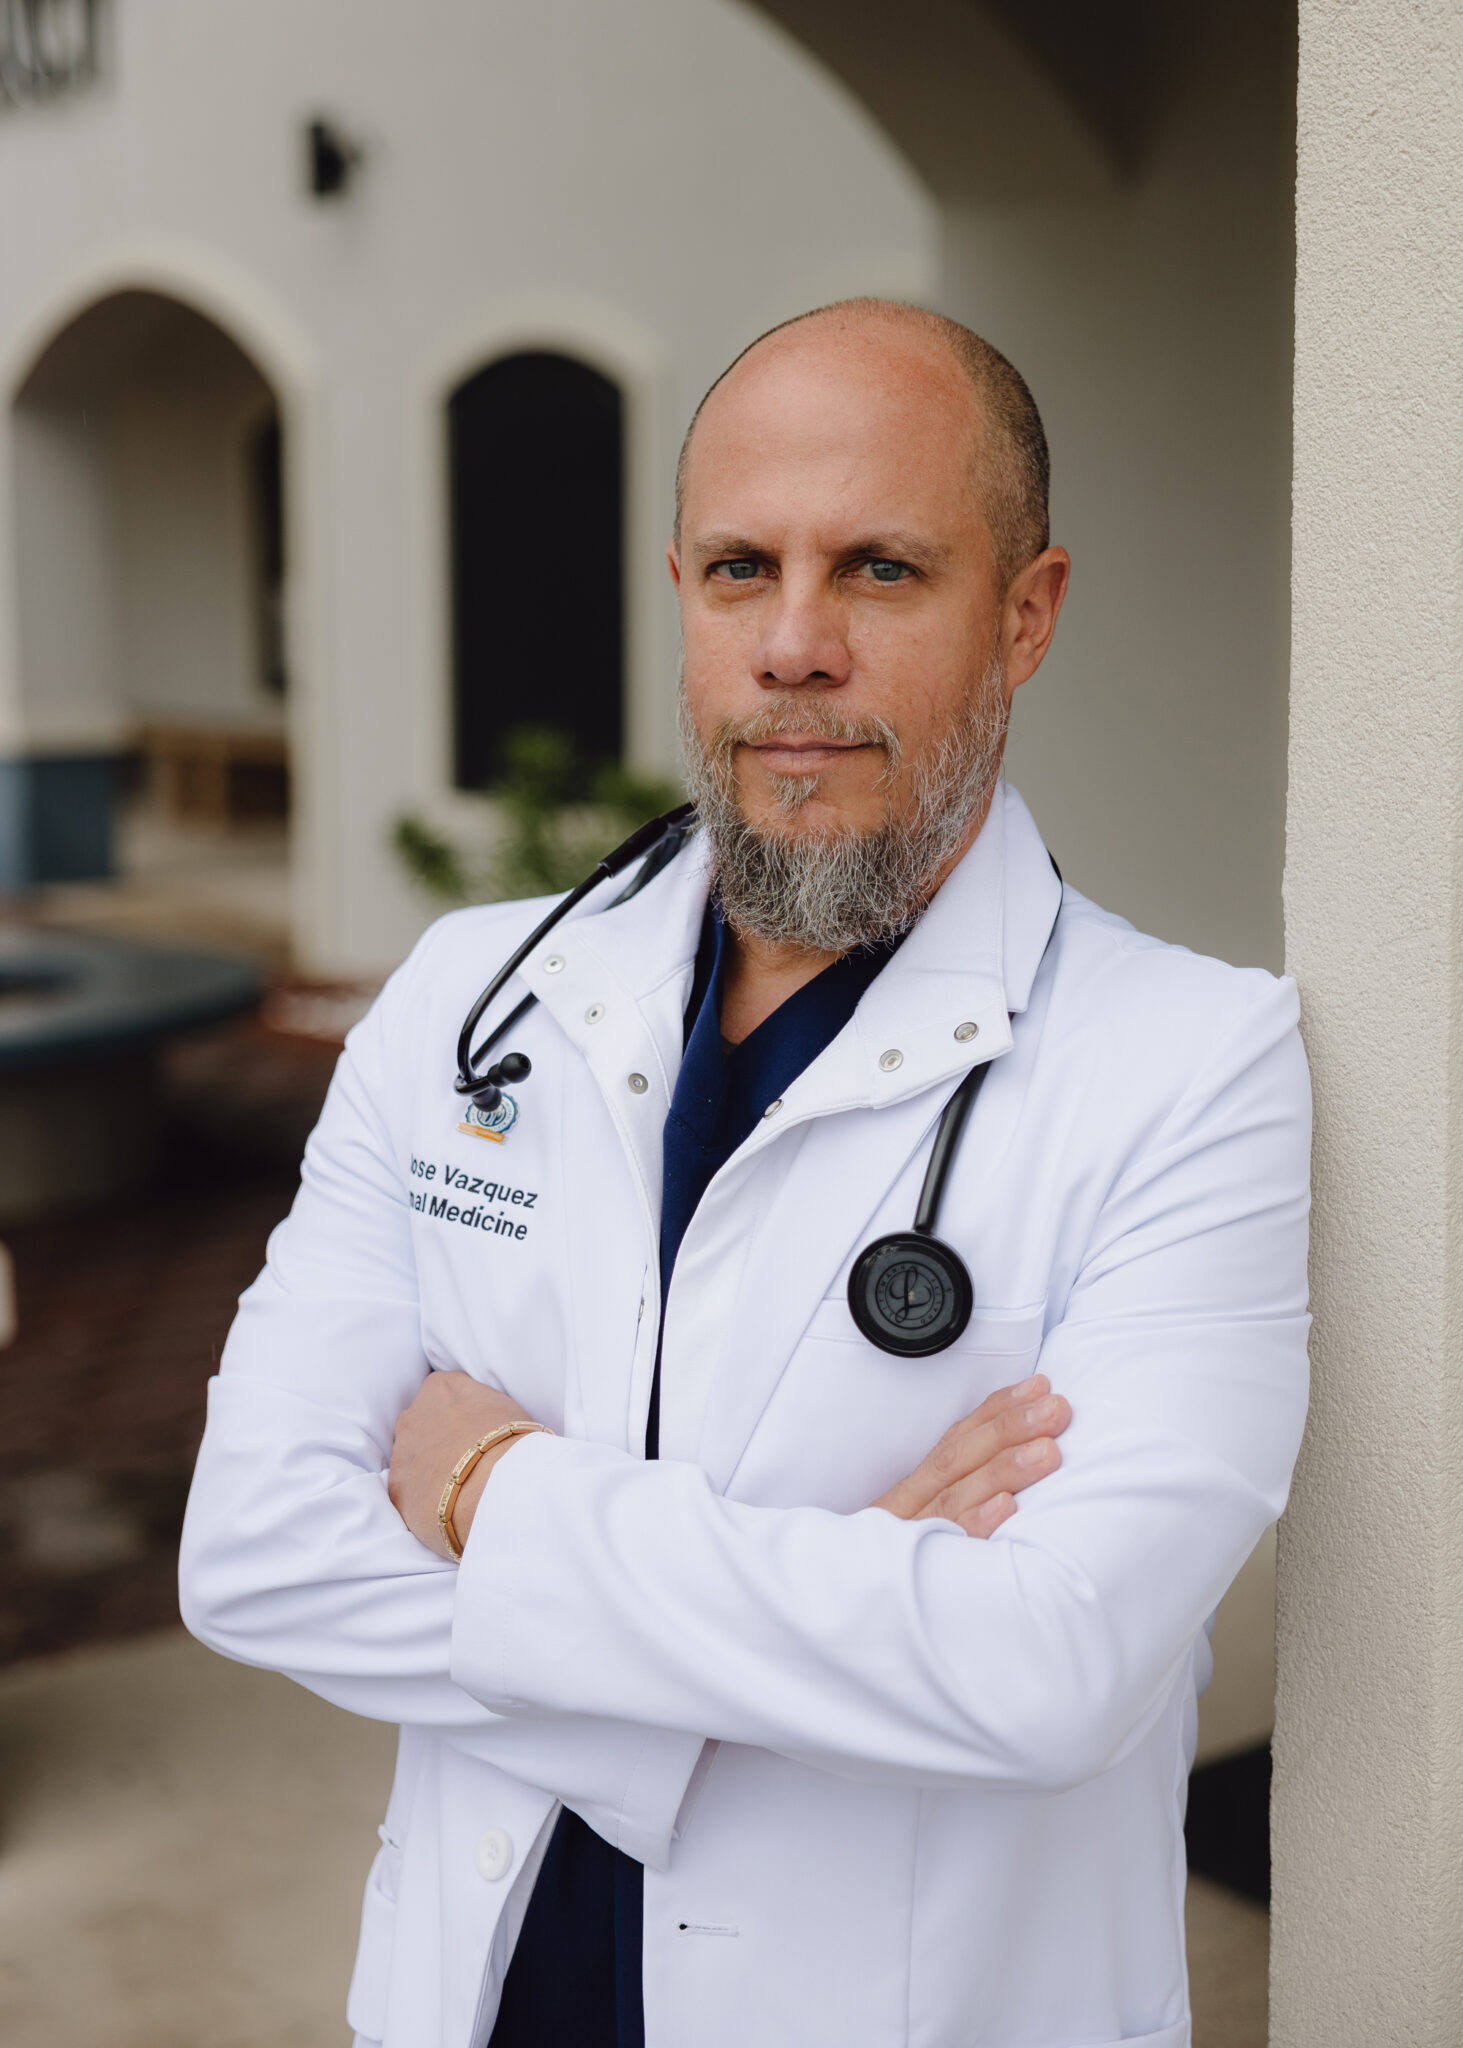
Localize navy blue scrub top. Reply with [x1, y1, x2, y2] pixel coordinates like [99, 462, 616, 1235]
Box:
[488, 898, 900, 2048]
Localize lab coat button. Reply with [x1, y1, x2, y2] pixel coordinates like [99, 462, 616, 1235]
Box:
[475, 1828, 514, 1881]
[879, 1048, 904, 1071]
[543, 955, 565, 974]
[627, 1072, 649, 1094]
[763, 1098, 783, 1118]
[585, 1003, 605, 1024]
[954, 1021, 979, 1042]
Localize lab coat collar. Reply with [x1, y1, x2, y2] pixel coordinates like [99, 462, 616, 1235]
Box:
[556, 779, 1057, 1044]
[511, 784, 1059, 1245]
[842, 780, 1061, 1111]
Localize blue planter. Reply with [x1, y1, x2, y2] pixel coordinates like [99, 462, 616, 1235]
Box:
[0, 755, 118, 890]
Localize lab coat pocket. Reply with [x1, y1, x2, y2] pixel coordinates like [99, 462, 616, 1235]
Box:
[801, 1293, 1047, 1356]
[345, 1840, 400, 2042]
[737, 1298, 1047, 1511]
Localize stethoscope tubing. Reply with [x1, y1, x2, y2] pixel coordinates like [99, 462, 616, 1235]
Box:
[912, 1057, 993, 1235]
[456, 804, 694, 1098]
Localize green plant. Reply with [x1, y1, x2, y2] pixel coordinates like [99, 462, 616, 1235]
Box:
[393, 725, 682, 907]
[392, 815, 470, 902]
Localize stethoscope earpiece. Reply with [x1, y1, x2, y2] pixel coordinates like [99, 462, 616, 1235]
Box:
[454, 804, 696, 1108]
[461, 1048, 534, 1114]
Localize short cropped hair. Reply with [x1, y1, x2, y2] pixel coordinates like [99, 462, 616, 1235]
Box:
[674, 299, 1050, 591]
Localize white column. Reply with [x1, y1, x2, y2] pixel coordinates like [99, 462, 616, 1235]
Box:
[1275, 3, 1463, 2039]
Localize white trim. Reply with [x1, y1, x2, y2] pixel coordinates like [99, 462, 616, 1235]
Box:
[0, 237, 329, 965]
[407, 289, 674, 824]
[0, 238, 319, 405]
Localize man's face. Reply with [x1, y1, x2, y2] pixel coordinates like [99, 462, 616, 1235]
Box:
[670, 324, 1014, 848]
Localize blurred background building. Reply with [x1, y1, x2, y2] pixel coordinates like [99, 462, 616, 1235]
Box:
[0, 0, 1293, 985]
[0, 0, 935, 972]
[2, 1, 1444, 2043]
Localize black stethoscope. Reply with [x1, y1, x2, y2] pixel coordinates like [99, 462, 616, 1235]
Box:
[454, 804, 1058, 1360]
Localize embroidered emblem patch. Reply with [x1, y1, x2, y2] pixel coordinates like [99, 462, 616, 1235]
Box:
[458, 1093, 519, 1143]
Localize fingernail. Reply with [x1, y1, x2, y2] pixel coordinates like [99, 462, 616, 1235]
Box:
[1022, 1398, 1056, 1428]
[1011, 1375, 1044, 1399]
[1014, 1439, 1050, 1468]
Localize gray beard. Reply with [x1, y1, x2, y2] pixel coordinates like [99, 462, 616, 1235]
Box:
[677, 662, 1009, 955]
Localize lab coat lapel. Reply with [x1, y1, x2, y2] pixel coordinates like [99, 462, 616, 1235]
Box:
[514, 834, 712, 1254]
[666, 1083, 974, 1490]
[671, 787, 1060, 1493]
[507, 839, 708, 1454]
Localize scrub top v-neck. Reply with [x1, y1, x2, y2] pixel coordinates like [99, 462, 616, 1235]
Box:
[487, 898, 901, 2048]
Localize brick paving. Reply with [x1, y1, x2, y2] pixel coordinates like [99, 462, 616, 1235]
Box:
[0, 1018, 339, 1665]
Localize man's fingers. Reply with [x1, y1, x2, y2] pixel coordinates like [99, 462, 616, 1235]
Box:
[918, 1391, 1069, 1497]
[870, 1377, 1071, 1521]
[963, 1490, 1016, 1538]
[920, 1434, 1064, 1534]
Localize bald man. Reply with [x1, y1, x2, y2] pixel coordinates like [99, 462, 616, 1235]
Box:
[182, 301, 1311, 2048]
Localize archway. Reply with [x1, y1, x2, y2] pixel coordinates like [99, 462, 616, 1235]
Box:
[8, 289, 290, 943]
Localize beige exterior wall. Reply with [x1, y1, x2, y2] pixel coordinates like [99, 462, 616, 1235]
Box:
[1275, 0, 1463, 2036]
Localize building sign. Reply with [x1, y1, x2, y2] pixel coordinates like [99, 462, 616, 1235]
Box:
[0, 0, 99, 109]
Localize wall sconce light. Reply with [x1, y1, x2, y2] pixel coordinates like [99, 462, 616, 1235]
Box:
[306, 118, 362, 198]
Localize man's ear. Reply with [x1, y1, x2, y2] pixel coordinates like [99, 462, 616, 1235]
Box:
[1002, 546, 1070, 695]
[666, 540, 682, 590]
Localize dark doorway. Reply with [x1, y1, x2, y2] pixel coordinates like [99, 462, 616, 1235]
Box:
[449, 351, 624, 790]
[248, 414, 287, 701]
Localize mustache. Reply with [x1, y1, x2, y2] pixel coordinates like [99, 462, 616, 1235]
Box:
[705, 703, 903, 791]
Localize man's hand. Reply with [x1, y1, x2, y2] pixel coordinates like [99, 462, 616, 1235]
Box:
[389, 1371, 539, 1559]
[873, 1374, 1070, 1537]
[391, 1366, 1067, 1558]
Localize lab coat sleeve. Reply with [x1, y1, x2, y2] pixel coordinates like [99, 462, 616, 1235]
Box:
[451, 976, 1311, 1795]
[177, 930, 705, 1869]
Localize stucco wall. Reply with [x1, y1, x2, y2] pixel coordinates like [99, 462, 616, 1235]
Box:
[111, 327, 278, 730]
[10, 399, 124, 751]
[1275, 1, 1463, 2037]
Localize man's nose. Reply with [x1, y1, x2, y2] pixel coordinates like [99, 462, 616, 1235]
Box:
[752, 583, 851, 691]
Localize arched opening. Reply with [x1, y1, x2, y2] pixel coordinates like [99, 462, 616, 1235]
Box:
[448, 350, 624, 791]
[8, 289, 290, 942]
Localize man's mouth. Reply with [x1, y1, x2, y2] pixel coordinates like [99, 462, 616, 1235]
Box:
[745, 736, 875, 771]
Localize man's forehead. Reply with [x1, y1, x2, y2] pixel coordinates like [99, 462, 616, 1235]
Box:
[696, 321, 976, 447]
[680, 322, 984, 530]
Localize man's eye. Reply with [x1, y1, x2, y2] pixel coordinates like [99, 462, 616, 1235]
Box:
[866, 559, 910, 583]
[713, 559, 761, 582]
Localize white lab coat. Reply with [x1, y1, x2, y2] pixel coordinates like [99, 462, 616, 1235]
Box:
[179, 784, 1311, 2048]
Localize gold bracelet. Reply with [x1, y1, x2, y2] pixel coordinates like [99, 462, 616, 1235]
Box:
[437, 1421, 554, 1560]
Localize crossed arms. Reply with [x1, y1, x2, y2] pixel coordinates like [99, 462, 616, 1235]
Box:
[179, 948, 1310, 1859]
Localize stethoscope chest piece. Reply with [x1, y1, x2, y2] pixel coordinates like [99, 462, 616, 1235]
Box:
[848, 1232, 974, 1357]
